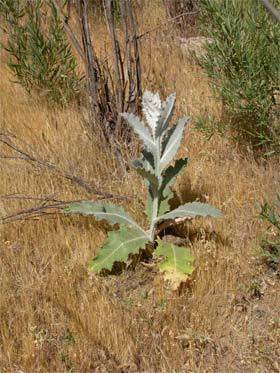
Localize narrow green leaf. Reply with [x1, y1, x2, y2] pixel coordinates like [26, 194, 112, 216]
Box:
[155, 202, 223, 223]
[90, 225, 150, 272]
[154, 239, 194, 290]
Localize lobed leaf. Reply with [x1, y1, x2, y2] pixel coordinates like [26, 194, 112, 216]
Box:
[90, 225, 150, 272]
[121, 112, 155, 155]
[160, 157, 188, 195]
[132, 158, 159, 190]
[146, 185, 174, 223]
[161, 123, 177, 156]
[141, 149, 155, 169]
[156, 92, 176, 138]
[158, 187, 174, 215]
[154, 239, 194, 290]
[64, 201, 146, 234]
[155, 201, 223, 223]
[157, 158, 188, 218]
[160, 117, 189, 169]
[142, 91, 162, 138]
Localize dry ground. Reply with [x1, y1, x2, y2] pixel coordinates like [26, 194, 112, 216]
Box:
[0, 2, 279, 372]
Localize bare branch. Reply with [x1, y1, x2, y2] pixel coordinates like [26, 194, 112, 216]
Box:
[50, 0, 86, 62]
[136, 11, 198, 40]
[0, 131, 129, 200]
[0, 193, 61, 203]
[0, 155, 28, 160]
[260, 0, 280, 23]
[0, 193, 132, 225]
[104, 0, 124, 119]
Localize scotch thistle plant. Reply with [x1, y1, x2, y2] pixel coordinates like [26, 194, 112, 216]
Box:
[64, 91, 223, 288]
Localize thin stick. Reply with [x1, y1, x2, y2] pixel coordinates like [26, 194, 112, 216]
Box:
[51, 0, 86, 62]
[135, 11, 198, 40]
[260, 0, 280, 23]
[0, 194, 129, 225]
[0, 131, 129, 200]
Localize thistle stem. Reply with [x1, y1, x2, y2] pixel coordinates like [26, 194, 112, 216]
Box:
[149, 195, 158, 241]
[149, 136, 161, 241]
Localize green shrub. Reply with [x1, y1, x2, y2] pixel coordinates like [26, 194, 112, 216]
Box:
[1, 0, 80, 104]
[0, 0, 24, 19]
[198, 0, 280, 154]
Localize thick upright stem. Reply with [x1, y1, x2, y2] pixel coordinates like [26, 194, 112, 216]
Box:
[149, 136, 161, 241]
[150, 194, 158, 241]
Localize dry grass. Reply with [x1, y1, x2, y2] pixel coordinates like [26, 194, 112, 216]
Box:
[1, 2, 280, 372]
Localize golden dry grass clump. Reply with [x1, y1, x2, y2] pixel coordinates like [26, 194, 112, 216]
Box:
[1, 2, 279, 372]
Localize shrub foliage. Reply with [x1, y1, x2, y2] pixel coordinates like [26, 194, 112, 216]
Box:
[259, 193, 280, 271]
[1, 0, 80, 104]
[198, 0, 280, 154]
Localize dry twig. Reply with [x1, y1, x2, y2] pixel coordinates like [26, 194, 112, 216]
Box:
[0, 131, 128, 200]
[0, 193, 128, 225]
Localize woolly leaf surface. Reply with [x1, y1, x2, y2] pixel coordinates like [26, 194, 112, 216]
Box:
[121, 112, 155, 155]
[155, 202, 223, 223]
[160, 117, 189, 169]
[156, 92, 176, 138]
[142, 91, 162, 138]
[64, 201, 145, 233]
[132, 159, 159, 190]
[160, 157, 188, 196]
[158, 187, 174, 216]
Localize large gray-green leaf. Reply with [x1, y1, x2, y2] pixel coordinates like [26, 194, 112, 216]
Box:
[142, 91, 162, 138]
[156, 92, 176, 138]
[155, 202, 223, 223]
[64, 201, 146, 234]
[90, 225, 150, 272]
[121, 112, 155, 154]
[160, 117, 189, 169]
[154, 239, 194, 290]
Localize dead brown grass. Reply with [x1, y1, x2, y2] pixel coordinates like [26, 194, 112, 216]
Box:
[1, 2, 280, 372]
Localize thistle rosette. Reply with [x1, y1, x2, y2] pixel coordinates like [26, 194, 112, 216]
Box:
[64, 91, 223, 289]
